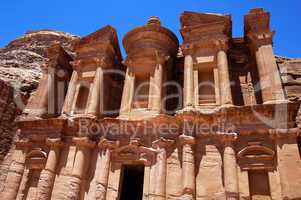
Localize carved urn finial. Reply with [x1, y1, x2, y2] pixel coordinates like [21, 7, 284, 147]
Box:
[147, 16, 161, 26]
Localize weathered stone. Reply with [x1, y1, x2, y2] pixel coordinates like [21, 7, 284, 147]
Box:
[1, 8, 301, 200]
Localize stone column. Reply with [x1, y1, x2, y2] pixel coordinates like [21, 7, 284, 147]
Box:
[269, 128, 301, 199]
[217, 48, 233, 107]
[151, 138, 174, 200]
[61, 70, 78, 115]
[1, 140, 31, 200]
[120, 68, 135, 116]
[221, 133, 239, 200]
[95, 139, 118, 200]
[179, 135, 196, 200]
[36, 138, 63, 200]
[151, 63, 163, 112]
[251, 40, 286, 104]
[68, 137, 95, 200]
[87, 67, 104, 116]
[184, 55, 194, 108]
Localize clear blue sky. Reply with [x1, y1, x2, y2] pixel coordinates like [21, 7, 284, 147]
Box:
[0, 0, 300, 58]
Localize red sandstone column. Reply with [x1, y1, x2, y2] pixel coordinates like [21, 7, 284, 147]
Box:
[87, 67, 104, 116]
[95, 139, 118, 200]
[120, 68, 135, 116]
[1, 140, 31, 200]
[150, 138, 174, 200]
[68, 137, 95, 200]
[217, 44, 233, 107]
[36, 138, 63, 200]
[184, 55, 194, 108]
[23, 68, 55, 117]
[179, 135, 196, 200]
[249, 38, 286, 104]
[222, 133, 239, 200]
[152, 63, 163, 112]
[61, 70, 78, 115]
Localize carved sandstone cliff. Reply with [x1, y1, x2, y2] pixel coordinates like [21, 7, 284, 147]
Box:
[0, 28, 300, 196]
[277, 56, 301, 100]
[0, 30, 77, 189]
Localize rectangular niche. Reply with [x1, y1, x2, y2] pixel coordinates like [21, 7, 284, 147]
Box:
[74, 83, 91, 114]
[132, 78, 150, 109]
[197, 68, 216, 105]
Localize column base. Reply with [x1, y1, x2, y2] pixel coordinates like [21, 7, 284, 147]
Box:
[179, 194, 194, 200]
[68, 176, 82, 200]
[36, 169, 56, 200]
[263, 99, 289, 105]
[220, 104, 235, 108]
[225, 191, 239, 200]
[95, 182, 107, 200]
[148, 194, 165, 200]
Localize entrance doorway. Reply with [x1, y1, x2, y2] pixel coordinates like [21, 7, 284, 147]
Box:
[248, 170, 272, 200]
[119, 165, 145, 200]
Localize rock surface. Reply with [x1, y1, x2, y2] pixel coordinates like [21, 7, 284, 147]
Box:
[0, 30, 77, 161]
[277, 56, 301, 101]
[0, 30, 77, 93]
[0, 29, 300, 196]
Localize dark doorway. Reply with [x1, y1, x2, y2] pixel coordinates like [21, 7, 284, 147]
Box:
[248, 170, 271, 200]
[119, 165, 145, 200]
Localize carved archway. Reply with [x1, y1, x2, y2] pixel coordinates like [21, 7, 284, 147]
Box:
[26, 148, 47, 169]
[237, 144, 275, 170]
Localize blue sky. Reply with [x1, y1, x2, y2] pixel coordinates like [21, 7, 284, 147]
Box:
[0, 0, 300, 58]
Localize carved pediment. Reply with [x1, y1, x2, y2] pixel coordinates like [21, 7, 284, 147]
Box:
[181, 11, 231, 28]
[112, 140, 157, 166]
[238, 145, 275, 160]
[237, 144, 275, 170]
[26, 148, 47, 169]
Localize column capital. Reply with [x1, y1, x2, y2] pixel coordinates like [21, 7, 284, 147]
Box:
[247, 32, 274, 48]
[15, 139, 32, 149]
[72, 137, 96, 148]
[98, 138, 119, 150]
[217, 132, 238, 145]
[269, 128, 299, 140]
[46, 138, 64, 148]
[214, 39, 229, 52]
[152, 137, 174, 149]
[179, 135, 196, 146]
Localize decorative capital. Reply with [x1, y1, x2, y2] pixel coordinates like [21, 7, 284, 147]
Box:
[217, 132, 238, 144]
[152, 137, 174, 149]
[98, 138, 119, 150]
[93, 57, 106, 68]
[214, 39, 229, 52]
[247, 32, 274, 48]
[269, 128, 299, 140]
[179, 135, 196, 146]
[46, 138, 64, 148]
[15, 139, 32, 149]
[72, 137, 96, 148]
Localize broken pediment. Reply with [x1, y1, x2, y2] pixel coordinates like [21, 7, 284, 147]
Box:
[180, 11, 231, 28]
[74, 25, 122, 63]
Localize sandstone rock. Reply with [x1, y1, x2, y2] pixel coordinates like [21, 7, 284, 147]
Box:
[277, 56, 301, 100]
[0, 30, 77, 176]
